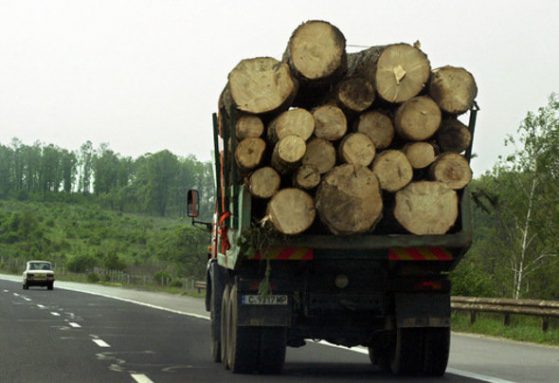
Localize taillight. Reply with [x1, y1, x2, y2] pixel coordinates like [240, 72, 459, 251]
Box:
[414, 280, 444, 291]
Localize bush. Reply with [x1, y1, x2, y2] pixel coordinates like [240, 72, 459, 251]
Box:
[87, 272, 100, 283]
[66, 253, 98, 273]
[170, 279, 183, 288]
[154, 270, 171, 286]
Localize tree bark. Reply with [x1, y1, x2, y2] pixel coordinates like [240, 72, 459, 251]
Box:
[395, 96, 442, 141]
[402, 142, 436, 169]
[329, 77, 375, 113]
[355, 110, 394, 150]
[429, 66, 478, 115]
[312, 105, 347, 141]
[227, 57, 298, 115]
[249, 167, 280, 199]
[437, 118, 472, 153]
[371, 150, 413, 192]
[316, 164, 383, 235]
[267, 188, 316, 235]
[235, 137, 266, 172]
[267, 108, 314, 143]
[293, 165, 321, 190]
[429, 152, 472, 190]
[271, 135, 307, 174]
[394, 181, 458, 235]
[284, 20, 347, 86]
[347, 43, 431, 103]
[236, 114, 264, 140]
[339, 133, 376, 166]
[302, 137, 337, 174]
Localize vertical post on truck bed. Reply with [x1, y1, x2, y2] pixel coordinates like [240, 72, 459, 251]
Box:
[212, 113, 222, 218]
[465, 102, 480, 163]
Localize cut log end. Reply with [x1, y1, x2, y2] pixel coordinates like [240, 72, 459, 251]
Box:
[395, 181, 458, 235]
[395, 96, 442, 141]
[268, 108, 315, 143]
[430, 66, 478, 114]
[336, 78, 375, 112]
[286, 20, 346, 82]
[236, 114, 264, 140]
[437, 118, 472, 153]
[312, 105, 347, 141]
[293, 165, 321, 190]
[356, 110, 394, 150]
[235, 138, 266, 171]
[271, 135, 307, 174]
[429, 153, 472, 190]
[228, 57, 297, 114]
[371, 150, 413, 192]
[402, 142, 437, 169]
[249, 167, 281, 199]
[339, 133, 376, 166]
[303, 138, 337, 174]
[375, 43, 431, 103]
[316, 164, 383, 235]
[267, 188, 316, 235]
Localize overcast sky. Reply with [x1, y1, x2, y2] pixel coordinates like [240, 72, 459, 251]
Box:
[1, 0, 558, 176]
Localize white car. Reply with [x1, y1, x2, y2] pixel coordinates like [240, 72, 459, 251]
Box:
[22, 260, 55, 290]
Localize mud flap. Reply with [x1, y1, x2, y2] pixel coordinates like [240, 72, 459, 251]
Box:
[394, 293, 450, 328]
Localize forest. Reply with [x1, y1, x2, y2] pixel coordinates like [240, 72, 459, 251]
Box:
[0, 95, 558, 299]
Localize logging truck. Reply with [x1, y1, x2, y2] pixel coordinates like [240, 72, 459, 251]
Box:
[187, 20, 479, 377]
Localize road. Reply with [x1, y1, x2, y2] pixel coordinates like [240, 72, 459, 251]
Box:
[1, 275, 557, 383]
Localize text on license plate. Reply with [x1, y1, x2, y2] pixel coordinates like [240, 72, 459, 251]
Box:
[241, 295, 288, 305]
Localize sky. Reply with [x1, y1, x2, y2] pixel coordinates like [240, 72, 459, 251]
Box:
[0, 0, 558, 176]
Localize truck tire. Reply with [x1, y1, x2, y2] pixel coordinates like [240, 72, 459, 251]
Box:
[227, 284, 260, 373]
[23, 282, 29, 290]
[422, 327, 450, 376]
[391, 327, 424, 375]
[210, 280, 221, 363]
[258, 327, 287, 374]
[220, 284, 231, 368]
[47, 283, 54, 290]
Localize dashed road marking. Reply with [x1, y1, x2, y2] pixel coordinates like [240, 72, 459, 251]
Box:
[37, 304, 46, 309]
[92, 339, 111, 348]
[13, 293, 19, 297]
[22, 297, 32, 302]
[69, 322, 81, 328]
[3, 289, 8, 293]
[51, 312, 61, 316]
[130, 373, 154, 383]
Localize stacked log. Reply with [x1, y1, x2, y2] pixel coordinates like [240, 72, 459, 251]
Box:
[219, 20, 477, 236]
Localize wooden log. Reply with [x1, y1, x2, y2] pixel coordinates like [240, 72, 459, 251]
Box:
[394, 96, 442, 141]
[284, 20, 347, 85]
[236, 114, 264, 140]
[402, 142, 437, 169]
[339, 133, 376, 166]
[355, 110, 394, 150]
[293, 165, 321, 190]
[316, 164, 383, 235]
[347, 43, 431, 103]
[312, 105, 347, 141]
[249, 167, 280, 199]
[227, 57, 297, 115]
[267, 108, 314, 143]
[330, 77, 375, 113]
[271, 135, 307, 174]
[429, 152, 472, 190]
[267, 188, 316, 235]
[235, 137, 266, 171]
[394, 181, 458, 235]
[437, 118, 472, 153]
[429, 66, 478, 115]
[302, 137, 337, 174]
[371, 150, 413, 192]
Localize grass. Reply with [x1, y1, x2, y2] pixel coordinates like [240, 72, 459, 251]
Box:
[452, 311, 559, 346]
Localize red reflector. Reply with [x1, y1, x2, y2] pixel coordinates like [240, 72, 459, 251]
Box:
[415, 281, 443, 290]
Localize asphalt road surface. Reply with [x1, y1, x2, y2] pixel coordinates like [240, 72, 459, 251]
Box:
[1, 275, 557, 383]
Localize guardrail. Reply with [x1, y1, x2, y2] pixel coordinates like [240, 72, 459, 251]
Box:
[192, 283, 557, 332]
[451, 296, 559, 332]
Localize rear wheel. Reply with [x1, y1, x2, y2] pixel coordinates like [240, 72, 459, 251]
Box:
[210, 279, 221, 363]
[220, 284, 231, 369]
[258, 327, 287, 374]
[423, 327, 450, 376]
[47, 283, 54, 290]
[23, 281, 29, 290]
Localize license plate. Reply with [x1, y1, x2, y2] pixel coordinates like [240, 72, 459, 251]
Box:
[34, 275, 46, 280]
[241, 294, 288, 305]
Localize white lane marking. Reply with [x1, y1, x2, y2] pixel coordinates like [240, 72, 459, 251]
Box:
[37, 304, 46, 309]
[92, 339, 111, 348]
[51, 312, 61, 317]
[13, 293, 19, 297]
[3, 289, 8, 293]
[56, 286, 210, 320]
[23, 297, 32, 302]
[314, 340, 517, 383]
[447, 368, 517, 383]
[68, 322, 81, 328]
[130, 373, 154, 383]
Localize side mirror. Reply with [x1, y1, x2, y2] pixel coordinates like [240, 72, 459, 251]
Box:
[187, 189, 200, 218]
